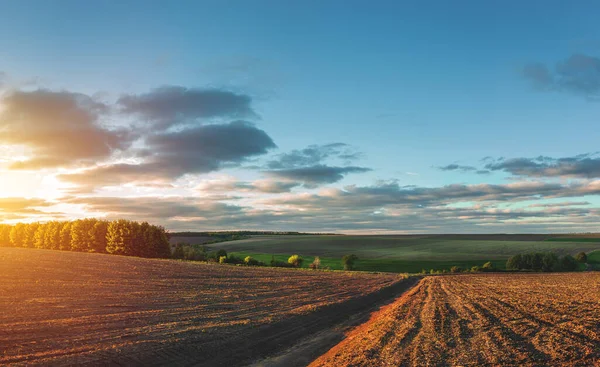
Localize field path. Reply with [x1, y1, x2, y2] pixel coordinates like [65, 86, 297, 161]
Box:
[310, 273, 600, 367]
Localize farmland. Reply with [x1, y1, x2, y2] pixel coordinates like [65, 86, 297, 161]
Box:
[311, 273, 600, 366]
[182, 234, 600, 273]
[0, 247, 406, 366]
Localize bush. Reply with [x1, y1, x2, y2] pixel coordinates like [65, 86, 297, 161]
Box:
[216, 249, 227, 259]
[471, 265, 482, 272]
[482, 261, 494, 271]
[244, 256, 260, 266]
[575, 252, 588, 263]
[219, 256, 227, 264]
[342, 254, 358, 271]
[288, 254, 304, 268]
[450, 266, 462, 273]
[272, 260, 293, 268]
[309, 256, 321, 270]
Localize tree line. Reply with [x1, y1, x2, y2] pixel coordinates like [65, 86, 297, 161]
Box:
[0, 219, 171, 258]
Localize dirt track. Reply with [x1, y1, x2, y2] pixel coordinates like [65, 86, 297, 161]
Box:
[311, 273, 600, 367]
[0, 247, 405, 366]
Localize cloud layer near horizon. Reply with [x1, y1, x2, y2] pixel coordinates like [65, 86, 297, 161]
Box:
[1, 74, 600, 233]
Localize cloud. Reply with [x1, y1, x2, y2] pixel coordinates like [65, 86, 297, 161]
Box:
[484, 153, 600, 178]
[437, 164, 477, 172]
[196, 177, 300, 194]
[0, 197, 57, 221]
[0, 89, 135, 169]
[117, 86, 257, 129]
[260, 180, 600, 210]
[264, 143, 370, 187]
[265, 165, 371, 187]
[523, 53, 600, 99]
[59, 121, 276, 188]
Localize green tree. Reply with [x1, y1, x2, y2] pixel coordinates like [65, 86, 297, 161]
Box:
[106, 219, 133, 255]
[89, 220, 108, 253]
[575, 252, 588, 263]
[342, 254, 358, 270]
[560, 255, 577, 271]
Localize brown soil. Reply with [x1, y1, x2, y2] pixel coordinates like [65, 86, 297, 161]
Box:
[311, 273, 600, 367]
[0, 247, 404, 366]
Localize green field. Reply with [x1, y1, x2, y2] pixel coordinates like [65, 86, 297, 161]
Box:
[202, 235, 600, 273]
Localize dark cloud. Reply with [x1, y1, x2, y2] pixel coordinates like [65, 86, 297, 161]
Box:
[484, 154, 600, 178]
[197, 178, 300, 194]
[59, 121, 276, 188]
[261, 180, 600, 210]
[266, 143, 361, 169]
[65, 196, 242, 221]
[266, 165, 371, 187]
[0, 89, 135, 169]
[118, 86, 257, 129]
[264, 143, 369, 187]
[523, 53, 600, 99]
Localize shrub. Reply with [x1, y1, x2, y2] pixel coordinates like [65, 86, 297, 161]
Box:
[341, 254, 358, 271]
[482, 261, 494, 271]
[219, 256, 227, 264]
[309, 256, 321, 270]
[288, 254, 304, 268]
[216, 249, 227, 259]
[471, 265, 481, 272]
[575, 252, 588, 263]
[450, 266, 462, 273]
[244, 256, 260, 266]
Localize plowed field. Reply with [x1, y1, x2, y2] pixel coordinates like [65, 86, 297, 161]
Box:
[0, 247, 404, 366]
[311, 273, 600, 367]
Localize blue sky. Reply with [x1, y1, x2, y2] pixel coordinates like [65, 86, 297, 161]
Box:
[1, 1, 599, 232]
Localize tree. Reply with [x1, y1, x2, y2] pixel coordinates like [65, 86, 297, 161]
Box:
[24, 223, 39, 248]
[541, 252, 559, 272]
[310, 256, 321, 269]
[0, 224, 12, 246]
[9, 223, 26, 247]
[575, 252, 588, 263]
[506, 254, 523, 270]
[34, 223, 48, 249]
[106, 219, 133, 255]
[288, 254, 303, 268]
[560, 255, 577, 271]
[71, 219, 94, 252]
[59, 222, 72, 251]
[89, 220, 109, 253]
[342, 254, 358, 271]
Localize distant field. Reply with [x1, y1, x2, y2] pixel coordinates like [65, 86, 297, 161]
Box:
[311, 273, 600, 366]
[0, 247, 403, 366]
[203, 235, 600, 273]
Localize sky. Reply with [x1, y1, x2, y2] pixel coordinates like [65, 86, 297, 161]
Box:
[1, 0, 600, 233]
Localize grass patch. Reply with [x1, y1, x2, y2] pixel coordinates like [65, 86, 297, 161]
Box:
[229, 252, 506, 273]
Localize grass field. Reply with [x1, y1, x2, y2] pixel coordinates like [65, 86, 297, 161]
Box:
[188, 235, 600, 273]
[311, 273, 600, 366]
[0, 247, 404, 366]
